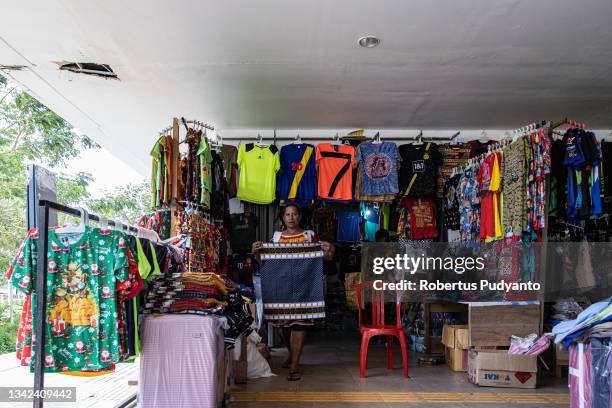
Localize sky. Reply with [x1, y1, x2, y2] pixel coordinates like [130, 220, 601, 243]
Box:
[64, 147, 146, 198]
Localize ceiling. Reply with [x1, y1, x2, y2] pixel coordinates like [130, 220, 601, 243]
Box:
[2, 0, 612, 174]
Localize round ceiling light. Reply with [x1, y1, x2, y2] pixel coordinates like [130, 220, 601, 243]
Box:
[358, 36, 380, 48]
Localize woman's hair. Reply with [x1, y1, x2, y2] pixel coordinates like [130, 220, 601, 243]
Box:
[279, 203, 302, 229]
[281, 203, 302, 217]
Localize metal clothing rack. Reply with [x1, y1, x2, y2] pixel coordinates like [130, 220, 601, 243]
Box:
[218, 130, 461, 143]
[180, 116, 214, 131]
[31, 199, 139, 408]
[551, 117, 587, 137]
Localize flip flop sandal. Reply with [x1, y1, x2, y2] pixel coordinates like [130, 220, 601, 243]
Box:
[287, 371, 302, 381]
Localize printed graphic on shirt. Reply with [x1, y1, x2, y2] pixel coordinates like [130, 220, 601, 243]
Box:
[356, 142, 399, 197]
[365, 154, 392, 178]
[412, 160, 425, 173]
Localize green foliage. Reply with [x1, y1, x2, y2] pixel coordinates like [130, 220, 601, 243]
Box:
[0, 74, 149, 353]
[89, 181, 150, 224]
[0, 74, 147, 281]
[0, 302, 19, 354]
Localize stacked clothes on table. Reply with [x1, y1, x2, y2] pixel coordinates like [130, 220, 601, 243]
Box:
[143, 272, 228, 315]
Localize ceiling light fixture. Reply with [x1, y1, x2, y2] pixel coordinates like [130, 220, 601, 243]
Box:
[358, 36, 380, 48]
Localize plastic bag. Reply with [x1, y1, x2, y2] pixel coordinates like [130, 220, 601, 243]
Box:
[509, 333, 551, 356]
[233, 331, 275, 379]
[569, 338, 612, 408]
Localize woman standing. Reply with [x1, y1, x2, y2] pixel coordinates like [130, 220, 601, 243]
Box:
[252, 204, 335, 381]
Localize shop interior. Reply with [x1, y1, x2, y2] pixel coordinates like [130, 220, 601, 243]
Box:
[2, 2, 612, 408]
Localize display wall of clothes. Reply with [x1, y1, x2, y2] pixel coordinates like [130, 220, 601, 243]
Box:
[150, 122, 610, 246]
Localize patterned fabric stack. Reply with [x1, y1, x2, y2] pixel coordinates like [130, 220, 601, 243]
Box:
[143, 272, 228, 315]
[258, 242, 326, 321]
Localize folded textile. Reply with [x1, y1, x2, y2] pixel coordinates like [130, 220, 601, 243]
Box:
[259, 242, 325, 321]
[554, 298, 612, 345]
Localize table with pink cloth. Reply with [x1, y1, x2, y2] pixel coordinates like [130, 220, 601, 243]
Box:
[139, 314, 229, 408]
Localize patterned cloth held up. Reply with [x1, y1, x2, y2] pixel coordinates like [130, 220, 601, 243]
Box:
[259, 242, 326, 321]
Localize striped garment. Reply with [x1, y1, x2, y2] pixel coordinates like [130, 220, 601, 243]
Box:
[259, 242, 325, 321]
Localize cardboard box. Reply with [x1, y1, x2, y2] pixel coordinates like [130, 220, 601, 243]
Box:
[445, 346, 468, 372]
[468, 349, 537, 389]
[469, 304, 541, 347]
[442, 325, 469, 349]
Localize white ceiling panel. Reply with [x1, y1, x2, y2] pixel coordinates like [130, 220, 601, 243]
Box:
[2, 0, 612, 174]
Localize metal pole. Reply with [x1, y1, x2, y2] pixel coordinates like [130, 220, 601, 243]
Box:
[33, 201, 49, 408]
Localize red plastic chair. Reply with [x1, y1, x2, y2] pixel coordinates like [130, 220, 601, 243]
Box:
[355, 281, 408, 378]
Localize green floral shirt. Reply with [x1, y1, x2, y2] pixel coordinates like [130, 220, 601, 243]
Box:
[11, 227, 129, 372]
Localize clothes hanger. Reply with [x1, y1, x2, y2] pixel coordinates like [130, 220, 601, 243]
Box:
[372, 132, 383, 144]
[55, 206, 89, 234]
[98, 215, 109, 230]
[413, 131, 423, 145]
[110, 218, 123, 232]
[293, 134, 302, 144]
[255, 134, 265, 146]
[450, 131, 462, 145]
[331, 133, 341, 146]
[479, 130, 489, 143]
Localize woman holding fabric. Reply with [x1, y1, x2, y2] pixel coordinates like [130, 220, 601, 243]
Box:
[252, 203, 335, 381]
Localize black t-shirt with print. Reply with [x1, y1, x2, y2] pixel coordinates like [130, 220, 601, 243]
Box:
[398, 143, 443, 197]
[229, 213, 258, 254]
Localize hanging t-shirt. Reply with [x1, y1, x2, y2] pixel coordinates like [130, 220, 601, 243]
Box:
[398, 143, 443, 198]
[443, 176, 460, 230]
[230, 213, 258, 254]
[237, 143, 280, 204]
[315, 143, 355, 201]
[400, 198, 438, 240]
[503, 140, 528, 235]
[197, 134, 213, 208]
[478, 152, 502, 242]
[220, 145, 238, 198]
[563, 128, 587, 168]
[10, 227, 131, 373]
[278, 143, 318, 206]
[437, 144, 471, 198]
[355, 142, 399, 197]
[336, 211, 361, 242]
[311, 206, 336, 242]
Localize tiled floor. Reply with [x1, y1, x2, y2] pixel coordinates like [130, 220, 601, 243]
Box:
[0, 353, 138, 408]
[229, 332, 569, 407]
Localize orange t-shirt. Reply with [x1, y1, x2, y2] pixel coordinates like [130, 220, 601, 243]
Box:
[315, 143, 355, 201]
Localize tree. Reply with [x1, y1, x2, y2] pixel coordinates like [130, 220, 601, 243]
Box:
[0, 74, 146, 280]
[88, 181, 150, 225]
[0, 74, 150, 352]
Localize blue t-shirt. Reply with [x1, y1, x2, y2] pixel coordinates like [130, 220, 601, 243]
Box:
[355, 142, 399, 196]
[277, 143, 317, 206]
[563, 128, 586, 168]
[336, 211, 361, 242]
